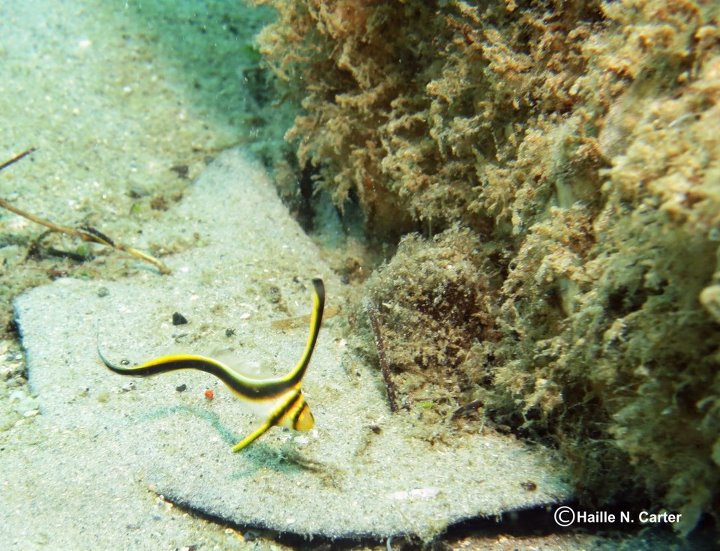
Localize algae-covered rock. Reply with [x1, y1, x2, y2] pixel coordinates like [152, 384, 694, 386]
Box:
[362, 227, 498, 423]
[254, 0, 720, 535]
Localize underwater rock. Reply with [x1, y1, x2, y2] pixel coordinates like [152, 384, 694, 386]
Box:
[254, 1, 720, 530]
[14, 149, 570, 540]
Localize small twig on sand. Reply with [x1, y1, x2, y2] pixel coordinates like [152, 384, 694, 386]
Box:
[366, 300, 399, 413]
[0, 148, 171, 274]
[0, 148, 36, 172]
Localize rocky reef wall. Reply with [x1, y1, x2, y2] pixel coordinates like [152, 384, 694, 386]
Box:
[253, 0, 720, 534]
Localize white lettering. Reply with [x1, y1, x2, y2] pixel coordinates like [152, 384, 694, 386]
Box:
[639, 511, 682, 523]
[576, 511, 615, 523]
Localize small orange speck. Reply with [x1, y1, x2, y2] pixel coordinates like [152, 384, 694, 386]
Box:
[204, 388, 214, 400]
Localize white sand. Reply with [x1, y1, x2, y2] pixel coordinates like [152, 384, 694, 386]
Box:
[12, 149, 570, 544]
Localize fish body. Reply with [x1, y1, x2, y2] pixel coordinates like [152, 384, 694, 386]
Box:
[99, 278, 324, 452]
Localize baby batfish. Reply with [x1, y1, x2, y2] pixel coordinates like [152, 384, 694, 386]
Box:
[98, 278, 325, 452]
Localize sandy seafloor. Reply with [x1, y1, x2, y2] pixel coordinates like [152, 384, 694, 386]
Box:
[0, 1, 695, 550]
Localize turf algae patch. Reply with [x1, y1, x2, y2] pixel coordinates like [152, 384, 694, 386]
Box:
[14, 149, 570, 540]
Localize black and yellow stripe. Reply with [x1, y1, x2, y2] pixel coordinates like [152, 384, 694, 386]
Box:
[231, 386, 314, 451]
[98, 278, 325, 452]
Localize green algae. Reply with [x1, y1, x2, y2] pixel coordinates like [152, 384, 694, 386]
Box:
[254, 0, 720, 535]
